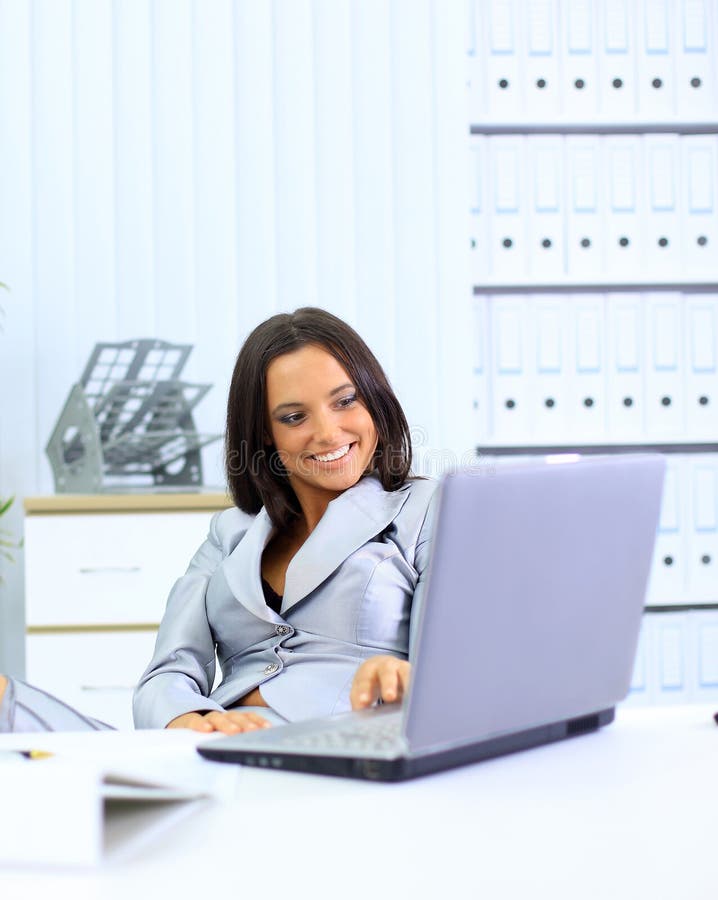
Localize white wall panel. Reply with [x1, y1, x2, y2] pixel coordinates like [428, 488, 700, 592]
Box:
[234, 0, 278, 338]
[272, 0, 318, 310]
[0, 0, 34, 674]
[351, 0, 396, 379]
[113, 0, 156, 339]
[0, 0, 471, 673]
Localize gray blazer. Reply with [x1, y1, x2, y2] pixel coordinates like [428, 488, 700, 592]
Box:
[133, 474, 438, 729]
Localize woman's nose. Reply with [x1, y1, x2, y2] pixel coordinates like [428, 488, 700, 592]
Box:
[313, 411, 342, 445]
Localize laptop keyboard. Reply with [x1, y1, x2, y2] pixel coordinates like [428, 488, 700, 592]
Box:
[275, 716, 402, 753]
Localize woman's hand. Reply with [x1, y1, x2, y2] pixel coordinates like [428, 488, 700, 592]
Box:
[166, 710, 272, 734]
[350, 656, 412, 710]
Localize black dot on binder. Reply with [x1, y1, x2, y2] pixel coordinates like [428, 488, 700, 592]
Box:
[698, 235, 708, 246]
[583, 397, 594, 408]
[499, 78, 509, 89]
[702, 555, 712, 565]
[661, 396, 672, 406]
[623, 397, 633, 407]
[691, 77, 702, 88]
[470, 238, 476, 250]
[542, 238, 552, 248]
[663, 556, 674, 566]
[574, 78, 585, 89]
[619, 236, 630, 247]
[580, 237, 591, 248]
[506, 399, 516, 409]
[545, 398, 555, 408]
[612, 78, 623, 89]
[699, 395, 709, 406]
[537, 78, 547, 89]
[502, 237, 513, 248]
[658, 237, 669, 247]
[652, 77, 663, 89]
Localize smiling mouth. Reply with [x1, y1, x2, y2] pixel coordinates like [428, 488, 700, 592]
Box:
[310, 443, 354, 463]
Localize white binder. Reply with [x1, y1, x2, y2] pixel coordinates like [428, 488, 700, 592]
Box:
[692, 612, 718, 700]
[597, 0, 637, 120]
[481, 0, 523, 118]
[680, 134, 718, 277]
[467, 0, 484, 123]
[488, 137, 528, 279]
[641, 134, 681, 276]
[685, 456, 718, 604]
[675, 0, 717, 121]
[521, 0, 561, 118]
[471, 295, 491, 443]
[644, 292, 685, 437]
[561, 0, 600, 118]
[605, 292, 645, 439]
[625, 622, 652, 706]
[683, 293, 718, 436]
[603, 136, 642, 279]
[489, 294, 531, 440]
[529, 294, 569, 440]
[526, 135, 565, 279]
[566, 293, 606, 440]
[469, 134, 490, 284]
[637, 0, 676, 119]
[651, 612, 692, 703]
[646, 457, 686, 605]
[565, 136, 604, 279]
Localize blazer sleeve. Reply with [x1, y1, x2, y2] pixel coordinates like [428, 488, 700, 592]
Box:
[133, 511, 232, 729]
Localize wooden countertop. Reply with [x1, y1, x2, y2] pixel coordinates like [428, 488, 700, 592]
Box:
[24, 492, 234, 515]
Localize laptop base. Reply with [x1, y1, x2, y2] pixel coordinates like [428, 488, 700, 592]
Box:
[198, 707, 615, 782]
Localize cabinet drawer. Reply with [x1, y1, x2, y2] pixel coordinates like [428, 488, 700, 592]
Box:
[25, 630, 160, 729]
[24, 511, 214, 626]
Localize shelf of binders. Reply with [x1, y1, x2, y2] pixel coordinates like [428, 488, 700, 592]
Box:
[469, 130, 718, 286]
[471, 288, 718, 446]
[467, 0, 718, 128]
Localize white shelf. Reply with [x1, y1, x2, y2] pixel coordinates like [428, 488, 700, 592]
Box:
[473, 277, 718, 292]
[470, 120, 718, 134]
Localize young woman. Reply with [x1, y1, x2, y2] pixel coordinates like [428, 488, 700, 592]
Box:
[0, 308, 437, 734]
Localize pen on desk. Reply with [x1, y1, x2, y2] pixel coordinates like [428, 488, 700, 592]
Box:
[0, 749, 54, 761]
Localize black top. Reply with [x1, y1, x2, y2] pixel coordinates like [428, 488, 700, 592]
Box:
[261, 577, 283, 615]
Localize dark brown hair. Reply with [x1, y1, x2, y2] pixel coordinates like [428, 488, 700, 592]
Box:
[225, 307, 412, 529]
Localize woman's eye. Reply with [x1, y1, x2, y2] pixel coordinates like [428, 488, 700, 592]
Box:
[337, 395, 357, 408]
[280, 413, 305, 426]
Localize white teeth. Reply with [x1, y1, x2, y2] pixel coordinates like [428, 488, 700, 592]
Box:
[312, 444, 351, 462]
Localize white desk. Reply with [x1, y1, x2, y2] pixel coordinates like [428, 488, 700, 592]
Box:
[0, 704, 716, 900]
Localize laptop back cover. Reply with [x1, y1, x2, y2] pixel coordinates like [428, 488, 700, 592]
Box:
[404, 454, 665, 754]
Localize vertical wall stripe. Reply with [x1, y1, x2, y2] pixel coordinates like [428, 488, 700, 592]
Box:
[272, 0, 318, 310]
[234, 0, 278, 340]
[0, 0, 34, 673]
[113, 0, 155, 340]
[350, 0, 397, 382]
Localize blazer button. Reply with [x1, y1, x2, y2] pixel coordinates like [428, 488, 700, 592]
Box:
[275, 624, 291, 636]
[263, 663, 279, 675]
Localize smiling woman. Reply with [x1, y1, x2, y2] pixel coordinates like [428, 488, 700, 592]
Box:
[1, 308, 438, 736]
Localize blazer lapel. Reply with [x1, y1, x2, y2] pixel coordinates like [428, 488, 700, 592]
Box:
[221, 507, 276, 622]
[282, 475, 411, 614]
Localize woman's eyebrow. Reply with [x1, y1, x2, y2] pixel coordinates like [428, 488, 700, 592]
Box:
[271, 382, 354, 416]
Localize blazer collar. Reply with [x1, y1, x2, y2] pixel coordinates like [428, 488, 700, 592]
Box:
[222, 475, 411, 620]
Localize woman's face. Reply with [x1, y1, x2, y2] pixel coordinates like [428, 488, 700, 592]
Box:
[265, 344, 378, 509]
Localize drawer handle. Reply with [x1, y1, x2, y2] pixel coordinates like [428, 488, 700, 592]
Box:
[78, 566, 142, 575]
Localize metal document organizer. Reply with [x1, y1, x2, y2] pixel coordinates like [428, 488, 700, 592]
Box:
[46, 339, 222, 492]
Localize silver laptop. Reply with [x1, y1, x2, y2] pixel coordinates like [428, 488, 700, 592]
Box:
[198, 454, 666, 781]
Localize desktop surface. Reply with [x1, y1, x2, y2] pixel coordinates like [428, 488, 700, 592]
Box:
[0, 705, 715, 900]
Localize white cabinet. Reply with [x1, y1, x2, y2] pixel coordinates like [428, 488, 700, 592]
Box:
[23, 494, 230, 729]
